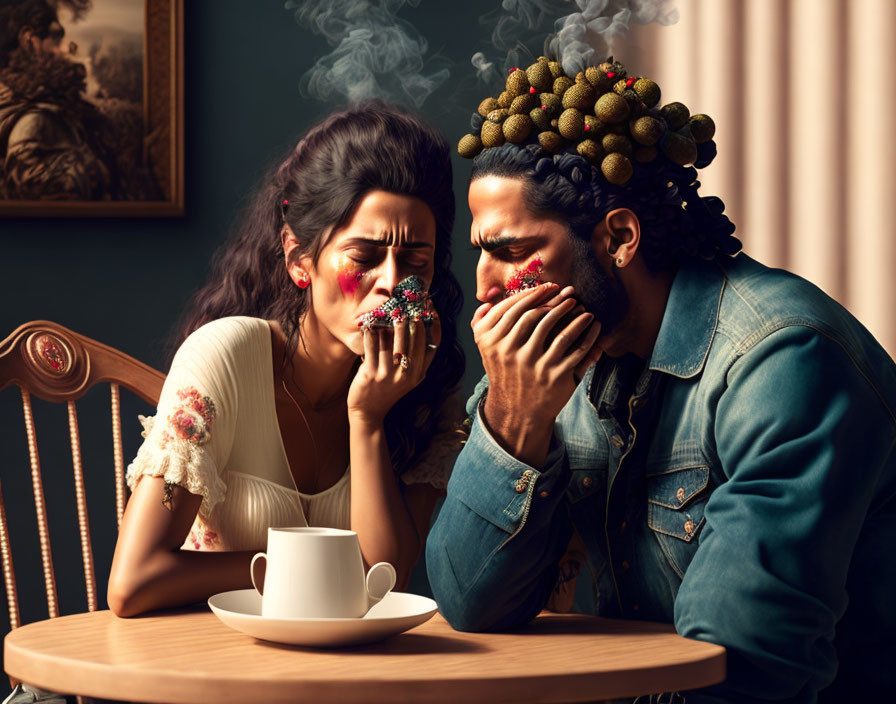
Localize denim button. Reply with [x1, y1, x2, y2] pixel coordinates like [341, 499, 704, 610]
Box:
[621, 560, 630, 571]
[676, 487, 686, 503]
[539, 490, 549, 498]
[583, 476, 593, 487]
[684, 519, 695, 535]
[611, 435, 624, 449]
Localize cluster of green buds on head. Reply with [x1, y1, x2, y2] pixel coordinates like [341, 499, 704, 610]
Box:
[459, 56, 716, 185]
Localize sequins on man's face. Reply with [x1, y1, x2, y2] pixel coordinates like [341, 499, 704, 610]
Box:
[504, 253, 545, 296]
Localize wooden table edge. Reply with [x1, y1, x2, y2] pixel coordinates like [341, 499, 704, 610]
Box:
[4, 610, 727, 704]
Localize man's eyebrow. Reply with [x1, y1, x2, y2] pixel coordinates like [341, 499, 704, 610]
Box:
[474, 235, 534, 252]
[343, 236, 433, 250]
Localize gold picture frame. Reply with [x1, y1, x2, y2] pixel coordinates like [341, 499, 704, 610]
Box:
[0, 0, 184, 216]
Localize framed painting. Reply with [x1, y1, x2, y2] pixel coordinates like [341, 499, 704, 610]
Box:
[0, 0, 183, 216]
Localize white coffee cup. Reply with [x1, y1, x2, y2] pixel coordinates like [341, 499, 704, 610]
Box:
[250, 527, 397, 619]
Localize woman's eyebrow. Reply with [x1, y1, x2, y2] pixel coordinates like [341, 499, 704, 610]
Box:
[343, 236, 433, 250]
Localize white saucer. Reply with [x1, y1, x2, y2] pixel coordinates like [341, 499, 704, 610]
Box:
[207, 589, 438, 647]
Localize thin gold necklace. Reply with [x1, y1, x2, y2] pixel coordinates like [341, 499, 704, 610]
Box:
[280, 377, 322, 494]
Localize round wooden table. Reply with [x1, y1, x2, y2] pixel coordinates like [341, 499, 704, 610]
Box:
[4, 607, 725, 703]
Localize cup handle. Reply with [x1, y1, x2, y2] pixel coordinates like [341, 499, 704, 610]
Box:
[250, 552, 266, 596]
[366, 561, 397, 604]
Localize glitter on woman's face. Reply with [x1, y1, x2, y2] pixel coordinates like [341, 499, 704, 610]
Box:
[335, 254, 365, 296]
[505, 254, 544, 296]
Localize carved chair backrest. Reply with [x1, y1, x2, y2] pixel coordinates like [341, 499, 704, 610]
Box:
[0, 321, 164, 628]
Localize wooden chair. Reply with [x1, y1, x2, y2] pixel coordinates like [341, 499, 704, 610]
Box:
[0, 321, 164, 637]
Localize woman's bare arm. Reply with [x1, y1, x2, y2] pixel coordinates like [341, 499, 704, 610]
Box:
[107, 476, 255, 617]
[349, 418, 420, 589]
[349, 419, 444, 590]
[348, 320, 444, 588]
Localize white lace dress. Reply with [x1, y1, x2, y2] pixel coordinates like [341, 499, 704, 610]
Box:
[126, 316, 464, 552]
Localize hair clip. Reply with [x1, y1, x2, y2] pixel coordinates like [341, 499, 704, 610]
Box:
[281, 199, 290, 219]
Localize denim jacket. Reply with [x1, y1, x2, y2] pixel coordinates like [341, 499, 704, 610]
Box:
[426, 254, 896, 703]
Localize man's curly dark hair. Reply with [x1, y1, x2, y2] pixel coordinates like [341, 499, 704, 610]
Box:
[470, 142, 741, 273]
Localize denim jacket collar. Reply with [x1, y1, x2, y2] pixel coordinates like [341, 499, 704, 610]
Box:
[648, 257, 727, 379]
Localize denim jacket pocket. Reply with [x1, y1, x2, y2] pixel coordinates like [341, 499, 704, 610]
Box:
[647, 465, 710, 578]
[565, 442, 605, 504]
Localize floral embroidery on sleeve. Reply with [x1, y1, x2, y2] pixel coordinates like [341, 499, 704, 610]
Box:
[161, 387, 217, 447]
[187, 516, 220, 550]
[126, 384, 227, 519]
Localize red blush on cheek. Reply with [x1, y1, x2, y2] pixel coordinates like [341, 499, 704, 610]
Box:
[337, 269, 364, 295]
[504, 254, 544, 296]
[335, 257, 365, 296]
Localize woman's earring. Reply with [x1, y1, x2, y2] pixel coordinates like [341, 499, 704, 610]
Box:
[615, 256, 624, 267]
[296, 271, 310, 289]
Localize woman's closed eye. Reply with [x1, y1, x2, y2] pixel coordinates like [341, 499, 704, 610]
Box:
[343, 244, 432, 275]
[344, 248, 379, 267]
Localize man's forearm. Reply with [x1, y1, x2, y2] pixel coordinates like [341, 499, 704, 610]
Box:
[426, 408, 573, 631]
[427, 491, 569, 631]
[482, 392, 555, 468]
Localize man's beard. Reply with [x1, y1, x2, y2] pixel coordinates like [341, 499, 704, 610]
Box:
[567, 234, 628, 334]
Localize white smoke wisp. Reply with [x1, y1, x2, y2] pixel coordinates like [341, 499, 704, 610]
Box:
[471, 0, 571, 84]
[471, 51, 502, 87]
[287, 0, 449, 107]
[472, 0, 678, 89]
[548, 0, 679, 76]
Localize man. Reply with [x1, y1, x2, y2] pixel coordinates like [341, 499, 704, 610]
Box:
[426, 57, 895, 703]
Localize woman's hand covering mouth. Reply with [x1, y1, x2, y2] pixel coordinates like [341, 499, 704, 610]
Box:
[358, 275, 435, 329]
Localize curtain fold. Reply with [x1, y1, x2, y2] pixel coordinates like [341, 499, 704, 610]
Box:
[619, 0, 896, 357]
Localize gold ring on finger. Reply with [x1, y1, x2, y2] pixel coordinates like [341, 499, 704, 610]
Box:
[399, 353, 409, 371]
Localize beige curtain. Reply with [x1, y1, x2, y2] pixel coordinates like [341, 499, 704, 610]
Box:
[616, 0, 896, 358]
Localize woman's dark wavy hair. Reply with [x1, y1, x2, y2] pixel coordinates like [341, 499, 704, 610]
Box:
[176, 101, 464, 474]
[470, 141, 740, 272]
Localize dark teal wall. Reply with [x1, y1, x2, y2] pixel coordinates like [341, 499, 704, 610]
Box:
[0, 0, 486, 678]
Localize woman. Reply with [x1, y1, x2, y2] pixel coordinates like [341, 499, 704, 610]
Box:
[107, 102, 465, 617]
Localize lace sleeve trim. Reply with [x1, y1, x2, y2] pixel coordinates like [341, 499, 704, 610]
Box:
[125, 387, 227, 518]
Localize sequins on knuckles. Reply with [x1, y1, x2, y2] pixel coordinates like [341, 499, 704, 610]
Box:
[359, 275, 435, 330]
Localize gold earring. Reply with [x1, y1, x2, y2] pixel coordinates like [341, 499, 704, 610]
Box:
[616, 256, 624, 266]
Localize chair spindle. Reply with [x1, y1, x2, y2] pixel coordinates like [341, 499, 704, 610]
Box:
[67, 401, 97, 613]
[111, 384, 126, 528]
[20, 387, 58, 619]
[0, 479, 20, 631]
